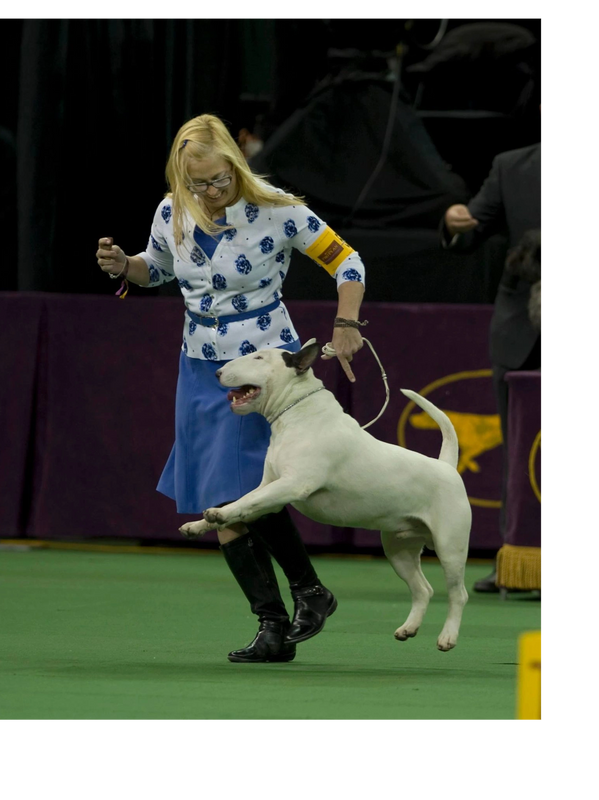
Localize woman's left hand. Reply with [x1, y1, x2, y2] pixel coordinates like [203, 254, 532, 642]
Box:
[322, 326, 364, 383]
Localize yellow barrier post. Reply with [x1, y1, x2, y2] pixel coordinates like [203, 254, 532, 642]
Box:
[517, 631, 541, 719]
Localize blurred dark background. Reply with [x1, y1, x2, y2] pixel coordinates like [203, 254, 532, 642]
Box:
[0, 18, 540, 301]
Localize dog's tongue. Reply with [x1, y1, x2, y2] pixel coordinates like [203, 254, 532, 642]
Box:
[227, 388, 245, 403]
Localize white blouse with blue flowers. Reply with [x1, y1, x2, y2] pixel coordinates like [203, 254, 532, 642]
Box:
[136, 188, 366, 361]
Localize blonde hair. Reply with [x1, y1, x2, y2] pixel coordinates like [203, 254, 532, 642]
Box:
[165, 114, 306, 247]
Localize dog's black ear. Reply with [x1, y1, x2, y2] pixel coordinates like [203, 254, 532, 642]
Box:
[282, 339, 321, 375]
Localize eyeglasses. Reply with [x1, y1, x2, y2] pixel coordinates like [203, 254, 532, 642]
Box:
[186, 175, 232, 194]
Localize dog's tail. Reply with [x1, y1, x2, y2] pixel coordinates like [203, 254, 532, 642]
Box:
[400, 389, 459, 469]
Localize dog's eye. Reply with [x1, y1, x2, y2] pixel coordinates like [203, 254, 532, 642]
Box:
[254, 355, 263, 360]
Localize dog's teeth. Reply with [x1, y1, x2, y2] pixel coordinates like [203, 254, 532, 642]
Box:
[231, 387, 258, 404]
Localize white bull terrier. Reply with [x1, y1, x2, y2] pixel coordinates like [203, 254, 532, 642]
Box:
[180, 339, 472, 651]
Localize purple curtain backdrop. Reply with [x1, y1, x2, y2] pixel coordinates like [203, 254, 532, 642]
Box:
[0, 293, 513, 551]
[0, 294, 45, 538]
[504, 371, 541, 547]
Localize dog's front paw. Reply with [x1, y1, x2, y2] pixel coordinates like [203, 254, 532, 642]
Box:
[179, 519, 211, 538]
[203, 507, 227, 525]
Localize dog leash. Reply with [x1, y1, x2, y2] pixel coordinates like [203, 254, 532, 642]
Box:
[321, 338, 390, 430]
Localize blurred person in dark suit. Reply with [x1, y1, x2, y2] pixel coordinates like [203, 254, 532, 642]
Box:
[505, 228, 541, 332]
[440, 142, 540, 592]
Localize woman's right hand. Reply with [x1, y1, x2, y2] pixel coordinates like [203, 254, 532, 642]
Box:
[97, 237, 127, 275]
[444, 204, 479, 237]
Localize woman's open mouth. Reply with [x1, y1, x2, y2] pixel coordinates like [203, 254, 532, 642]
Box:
[227, 385, 262, 408]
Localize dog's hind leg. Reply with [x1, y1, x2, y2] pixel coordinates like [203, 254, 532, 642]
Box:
[431, 521, 469, 652]
[381, 532, 434, 642]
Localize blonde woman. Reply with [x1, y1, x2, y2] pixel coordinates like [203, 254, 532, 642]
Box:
[96, 114, 367, 663]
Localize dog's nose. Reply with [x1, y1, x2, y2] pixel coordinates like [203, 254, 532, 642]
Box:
[215, 369, 222, 378]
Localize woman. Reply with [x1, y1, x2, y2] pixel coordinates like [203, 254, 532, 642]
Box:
[96, 114, 366, 663]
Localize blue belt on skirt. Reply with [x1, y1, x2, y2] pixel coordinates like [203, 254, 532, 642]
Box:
[186, 298, 281, 329]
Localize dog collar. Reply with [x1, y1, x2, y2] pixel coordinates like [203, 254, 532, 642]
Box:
[268, 387, 325, 425]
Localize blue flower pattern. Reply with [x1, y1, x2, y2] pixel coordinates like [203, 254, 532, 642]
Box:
[190, 247, 206, 266]
[150, 201, 359, 360]
[235, 255, 252, 275]
[283, 219, 297, 238]
[200, 295, 213, 312]
[342, 268, 363, 282]
[259, 236, 274, 254]
[232, 295, 248, 313]
[202, 344, 218, 360]
[257, 314, 271, 331]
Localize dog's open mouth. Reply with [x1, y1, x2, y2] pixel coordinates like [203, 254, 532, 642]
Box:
[227, 385, 262, 408]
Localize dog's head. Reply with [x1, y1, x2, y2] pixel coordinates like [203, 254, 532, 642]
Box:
[505, 228, 541, 283]
[215, 338, 321, 416]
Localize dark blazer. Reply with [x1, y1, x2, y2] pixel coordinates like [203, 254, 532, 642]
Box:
[441, 143, 541, 368]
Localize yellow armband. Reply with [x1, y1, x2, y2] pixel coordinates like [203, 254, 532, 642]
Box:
[304, 228, 355, 276]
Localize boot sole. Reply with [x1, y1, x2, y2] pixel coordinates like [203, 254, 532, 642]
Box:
[227, 651, 296, 663]
[284, 597, 338, 645]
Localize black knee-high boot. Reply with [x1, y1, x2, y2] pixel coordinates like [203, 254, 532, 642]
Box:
[220, 534, 296, 663]
[246, 508, 338, 645]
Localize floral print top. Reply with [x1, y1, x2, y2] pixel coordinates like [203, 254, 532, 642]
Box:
[137, 187, 366, 360]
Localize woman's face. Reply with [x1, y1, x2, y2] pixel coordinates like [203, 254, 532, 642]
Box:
[186, 153, 239, 211]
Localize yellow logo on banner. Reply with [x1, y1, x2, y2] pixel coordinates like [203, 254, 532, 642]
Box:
[529, 430, 541, 503]
[398, 370, 502, 508]
[517, 631, 541, 719]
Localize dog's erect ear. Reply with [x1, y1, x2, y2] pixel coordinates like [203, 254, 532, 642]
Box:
[281, 339, 321, 375]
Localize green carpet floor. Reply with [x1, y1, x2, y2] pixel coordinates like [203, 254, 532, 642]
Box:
[0, 548, 540, 719]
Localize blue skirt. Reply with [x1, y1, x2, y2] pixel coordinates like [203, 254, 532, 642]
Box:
[157, 340, 302, 513]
